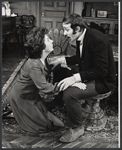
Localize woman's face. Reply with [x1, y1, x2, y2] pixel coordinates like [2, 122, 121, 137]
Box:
[44, 34, 54, 52]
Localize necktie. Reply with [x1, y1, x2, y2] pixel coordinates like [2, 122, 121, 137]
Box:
[76, 41, 80, 58]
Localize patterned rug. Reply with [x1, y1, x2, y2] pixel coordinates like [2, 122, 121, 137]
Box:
[2, 102, 118, 143]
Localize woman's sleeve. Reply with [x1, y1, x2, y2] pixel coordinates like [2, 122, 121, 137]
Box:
[29, 63, 54, 94]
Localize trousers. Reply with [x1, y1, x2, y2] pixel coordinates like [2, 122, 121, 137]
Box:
[62, 80, 99, 128]
[53, 67, 99, 128]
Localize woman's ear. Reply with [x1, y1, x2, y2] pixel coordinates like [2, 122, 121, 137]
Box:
[75, 26, 81, 33]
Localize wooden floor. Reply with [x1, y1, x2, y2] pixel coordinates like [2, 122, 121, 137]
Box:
[2, 130, 118, 148]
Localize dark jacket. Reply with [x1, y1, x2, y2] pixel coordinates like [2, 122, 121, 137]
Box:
[66, 28, 116, 94]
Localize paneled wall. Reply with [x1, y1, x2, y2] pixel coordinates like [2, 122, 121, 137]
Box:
[10, 2, 39, 26]
[9, 2, 83, 27]
[10, 2, 31, 15]
[73, 2, 84, 15]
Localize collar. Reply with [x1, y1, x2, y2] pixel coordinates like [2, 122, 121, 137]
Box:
[40, 58, 45, 66]
[77, 28, 87, 44]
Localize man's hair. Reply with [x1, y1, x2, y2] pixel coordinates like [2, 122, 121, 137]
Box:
[24, 27, 48, 59]
[62, 13, 89, 33]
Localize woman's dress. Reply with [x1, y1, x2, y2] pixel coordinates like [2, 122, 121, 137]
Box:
[9, 58, 64, 134]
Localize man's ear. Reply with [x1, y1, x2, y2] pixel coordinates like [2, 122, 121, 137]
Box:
[75, 26, 81, 33]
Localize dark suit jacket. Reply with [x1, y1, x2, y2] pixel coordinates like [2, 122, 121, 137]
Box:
[66, 28, 116, 94]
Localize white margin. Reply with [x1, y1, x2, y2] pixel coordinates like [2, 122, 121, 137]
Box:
[118, 1, 120, 148]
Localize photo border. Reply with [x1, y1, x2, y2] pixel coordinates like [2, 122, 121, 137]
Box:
[1, 0, 121, 149]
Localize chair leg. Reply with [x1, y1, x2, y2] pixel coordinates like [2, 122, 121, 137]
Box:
[85, 98, 107, 131]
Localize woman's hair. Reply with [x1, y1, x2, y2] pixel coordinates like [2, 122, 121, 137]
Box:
[62, 13, 89, 33]
[24, 27, 48, 59]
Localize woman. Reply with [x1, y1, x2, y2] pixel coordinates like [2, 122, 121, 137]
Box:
[9, 27, 64, 134]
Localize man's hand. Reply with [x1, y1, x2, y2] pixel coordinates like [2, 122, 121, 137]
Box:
[57, 76, 76, 91]
[48, 55, 66, 70]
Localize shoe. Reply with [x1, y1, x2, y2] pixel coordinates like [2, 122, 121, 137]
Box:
[59, 126, 84, 143]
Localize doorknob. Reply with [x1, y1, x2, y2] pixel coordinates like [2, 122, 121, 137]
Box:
[41, 12, 44, 17]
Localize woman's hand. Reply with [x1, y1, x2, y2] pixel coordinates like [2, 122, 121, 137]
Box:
[48, 55, 66, 70]
[57, 76, 76, 91]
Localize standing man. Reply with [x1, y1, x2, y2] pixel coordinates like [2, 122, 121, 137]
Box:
[50, 13, 116, 142]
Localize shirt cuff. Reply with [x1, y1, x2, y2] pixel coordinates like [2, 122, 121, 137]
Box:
[73, 73, 81, 82]
[62, 57, 67, 65]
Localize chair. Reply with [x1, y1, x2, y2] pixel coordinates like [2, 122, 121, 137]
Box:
[82, 91, 111, 131]
[15, 15, 35, 55]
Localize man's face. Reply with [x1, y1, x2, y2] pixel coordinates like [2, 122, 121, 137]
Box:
[62, 23, 80, 42]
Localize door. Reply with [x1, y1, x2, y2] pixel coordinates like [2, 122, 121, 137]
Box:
[40, 2, 70, 30]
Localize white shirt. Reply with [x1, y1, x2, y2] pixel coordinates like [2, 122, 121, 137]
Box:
[73, 28, 87, 82]
[77, 28, 87, 57]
